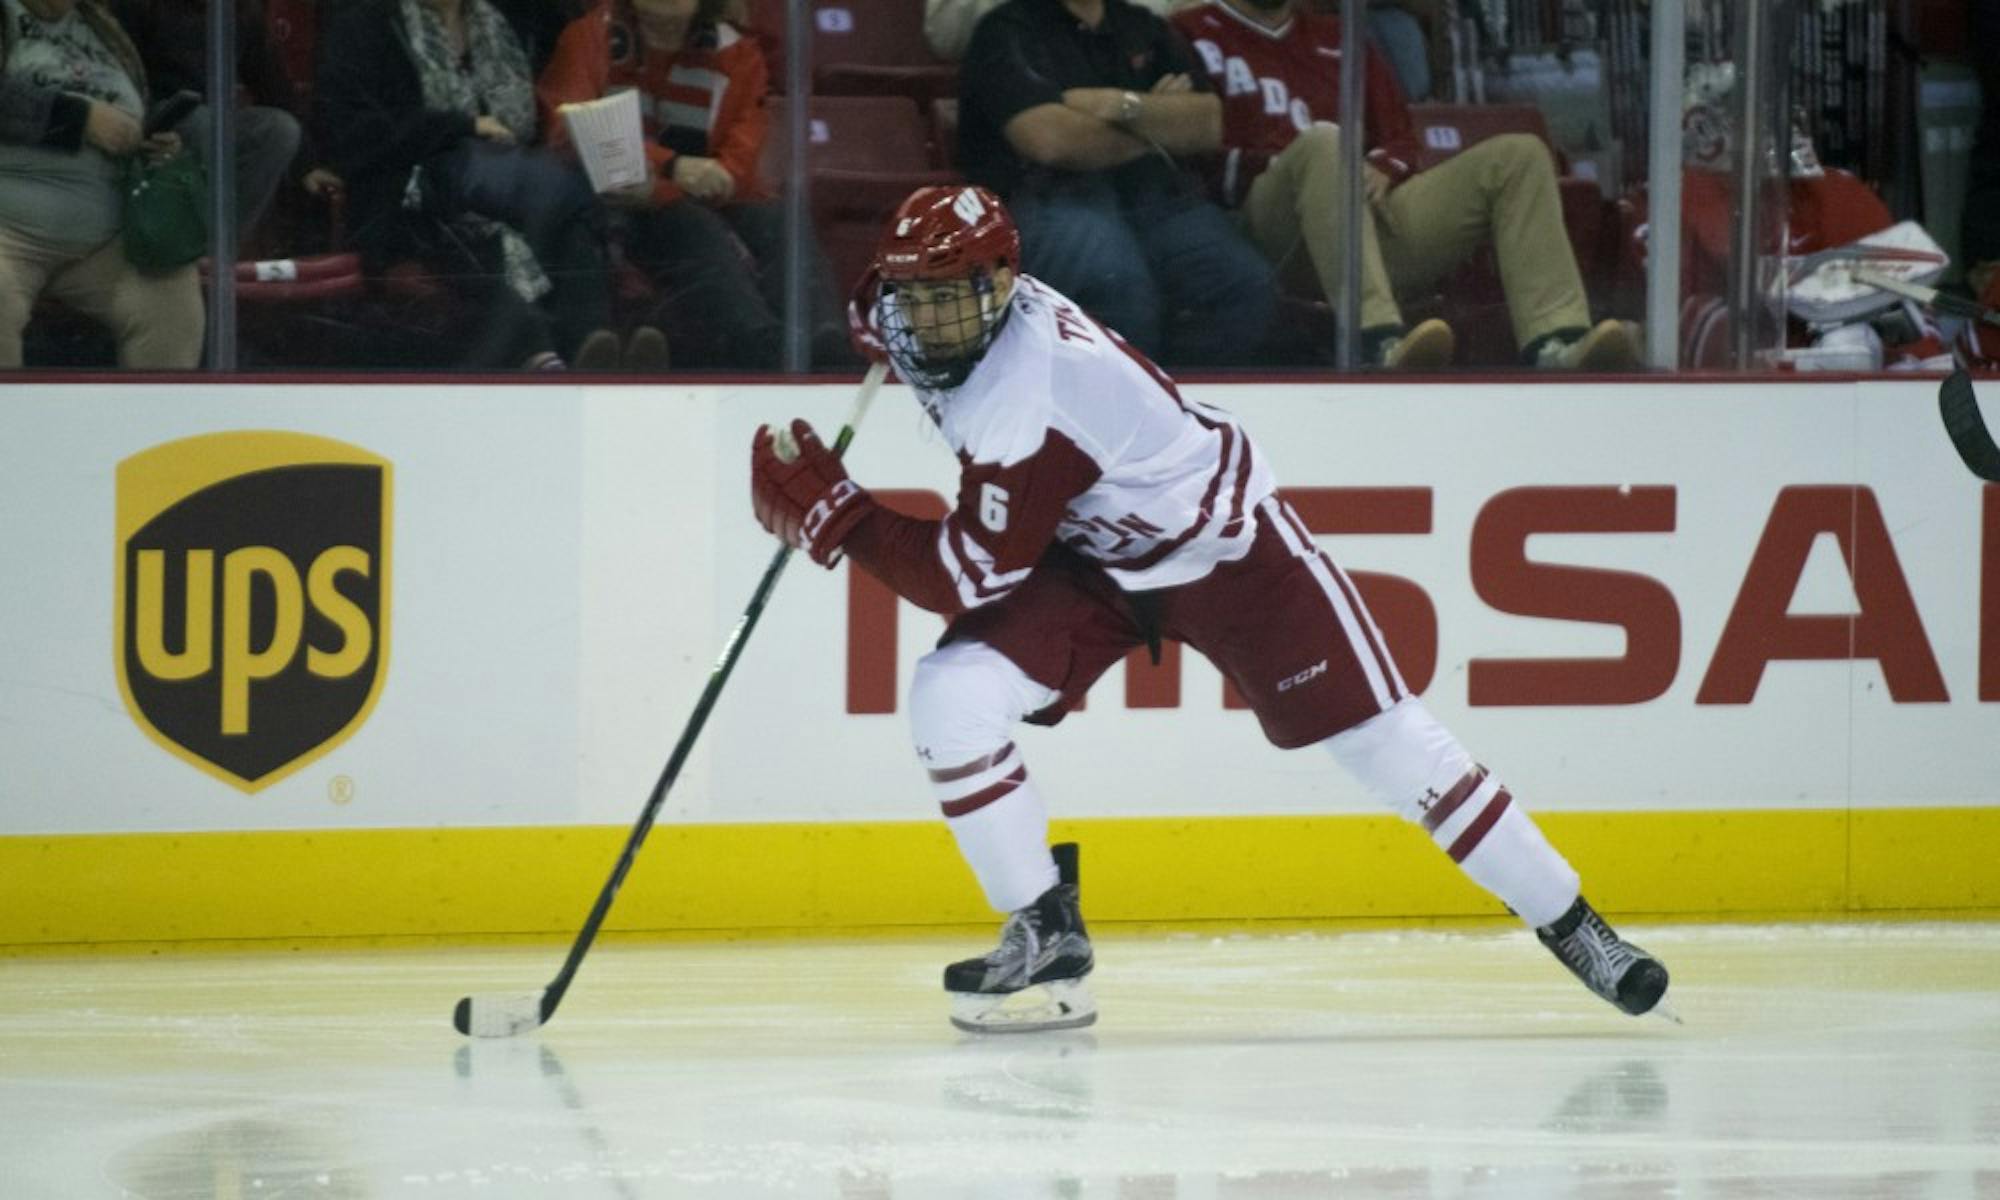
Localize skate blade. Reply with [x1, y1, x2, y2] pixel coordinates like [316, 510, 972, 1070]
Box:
[949, 979, 1097, 1034]
[1649, 993, 1683, 1025]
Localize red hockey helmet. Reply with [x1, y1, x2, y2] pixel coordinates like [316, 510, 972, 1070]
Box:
[851, 186, 1021, 389]
[875, 185, 1020, 283]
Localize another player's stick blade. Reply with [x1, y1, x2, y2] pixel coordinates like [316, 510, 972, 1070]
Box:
[453, 990, 548, 1038]
[1940, 369, 2000, 483]
[949, 980, 1097, 1034]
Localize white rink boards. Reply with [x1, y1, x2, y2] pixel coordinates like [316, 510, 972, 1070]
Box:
[0, 377, 1996, 942]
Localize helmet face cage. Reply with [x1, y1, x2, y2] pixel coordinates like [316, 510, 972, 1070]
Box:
[877, 269, 1006, 391]
[869, 186, 1020, 390]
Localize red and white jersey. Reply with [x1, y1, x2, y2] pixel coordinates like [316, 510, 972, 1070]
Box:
[1169, 1, 1421, 205]
[873, 275, 1276, 610]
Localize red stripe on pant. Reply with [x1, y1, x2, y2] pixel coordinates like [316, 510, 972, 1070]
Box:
[940, 766, 1028, 818]
[1446, 790, 1512, 863]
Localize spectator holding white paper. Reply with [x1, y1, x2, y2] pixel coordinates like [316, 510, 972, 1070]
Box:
[538, 0, 851, 369]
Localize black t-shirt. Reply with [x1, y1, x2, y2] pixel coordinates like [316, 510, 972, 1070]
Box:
[957, 0, 1209, 203]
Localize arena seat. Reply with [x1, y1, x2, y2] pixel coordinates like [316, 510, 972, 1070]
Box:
[761, 94, 961, 296]
[761, 93, 944, 175]
[929, 97, 958, 169]
[750, 0, 956, 104]
[264, 0, 318, 109]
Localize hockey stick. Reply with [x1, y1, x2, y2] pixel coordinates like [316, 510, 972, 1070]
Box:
[1940, 369, 2000, 484]
[1852, 266, 2000, 329]
[453, 360, 890, 1038]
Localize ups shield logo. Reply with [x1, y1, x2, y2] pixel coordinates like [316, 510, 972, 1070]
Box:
[115, 432, 391, 792]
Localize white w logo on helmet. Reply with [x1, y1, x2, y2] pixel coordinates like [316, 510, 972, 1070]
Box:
[951, 188, 986, 227]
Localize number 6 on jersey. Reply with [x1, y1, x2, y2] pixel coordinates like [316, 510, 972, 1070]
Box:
[980, 482, 1010, 532]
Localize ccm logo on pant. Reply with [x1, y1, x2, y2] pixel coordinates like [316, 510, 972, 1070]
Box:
[116, 432, 391, 792]
[1277, 659, 1328, 693]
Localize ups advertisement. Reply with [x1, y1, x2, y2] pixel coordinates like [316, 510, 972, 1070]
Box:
[115, 432, 392, 792]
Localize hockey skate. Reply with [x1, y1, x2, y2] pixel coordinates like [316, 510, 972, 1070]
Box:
[945, 842, 1097, 1034]
[1537, 896, 1675, 1020]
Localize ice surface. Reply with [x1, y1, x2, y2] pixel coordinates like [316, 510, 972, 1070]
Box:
[1, 922, 1996, 1198]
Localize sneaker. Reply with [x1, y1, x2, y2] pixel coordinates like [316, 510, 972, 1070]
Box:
[623, 325, 669, 372]
[1536, 895, 1671, 1016]
[1372, 317, 1455, 370]
[945, 842, 1097, 1033]
[572, 328, 621, 371]
[1536, 319, 1640, 371]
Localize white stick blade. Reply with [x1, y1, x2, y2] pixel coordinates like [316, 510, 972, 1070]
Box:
[454, 991, 545, 1038]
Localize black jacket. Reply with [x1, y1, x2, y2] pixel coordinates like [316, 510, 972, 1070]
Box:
[313, 0, 479, 255]
[112, 0, 315, 178]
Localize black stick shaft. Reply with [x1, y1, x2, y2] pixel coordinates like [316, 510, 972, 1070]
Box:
[1940, 369, 2000, 484]
[533, 364, 887, 1025]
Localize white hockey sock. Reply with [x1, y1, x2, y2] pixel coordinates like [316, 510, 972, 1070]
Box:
[1419, 767, 1578, 929]
[933, 746, 1057, 913]
[1322, 699, 1580, 929]
[908, 641, 1064, 915]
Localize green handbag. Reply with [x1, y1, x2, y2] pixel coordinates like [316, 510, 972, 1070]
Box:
[121, 151, 208, 271]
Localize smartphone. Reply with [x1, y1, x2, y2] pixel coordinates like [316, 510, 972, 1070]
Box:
[143, 90, 202, 136]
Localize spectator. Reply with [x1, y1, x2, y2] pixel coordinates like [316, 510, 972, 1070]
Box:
[957, 0, 1276, 365]
[316, 0, 621, 369]
[1172, 0, 1639, 369]
[110, 0, 340, 239]
[925, 0, 1184, 61]
[928, 0, 1444, 94]
[1365, 0, 1435, 101]
[1373, 0, 1452, 101]
[0, 0, 204, 367]
[538, 0, 852, 369]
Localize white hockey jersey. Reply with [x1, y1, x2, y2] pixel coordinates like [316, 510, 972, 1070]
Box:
[865, 275, 1277, 612]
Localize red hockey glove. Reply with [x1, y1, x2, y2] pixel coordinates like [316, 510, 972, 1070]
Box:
[750, 418, 874, 567]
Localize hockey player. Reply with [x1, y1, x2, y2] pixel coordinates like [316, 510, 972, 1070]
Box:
[748, 184, 1670, 1033]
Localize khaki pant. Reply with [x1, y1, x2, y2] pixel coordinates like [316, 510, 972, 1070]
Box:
[1242, 125, 1590, 348]
[0, 225, 204, 368]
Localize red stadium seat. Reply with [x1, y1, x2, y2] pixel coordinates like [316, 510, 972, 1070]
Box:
[1409, 102, 1564, 172]
[750, 0, 957, 104]
[930, 97, 958, 169]
[762, 93, 942, 175]
[265, 0, 318, 109]
[202, 252, 366, 304]
[760, 95, 961, 296]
